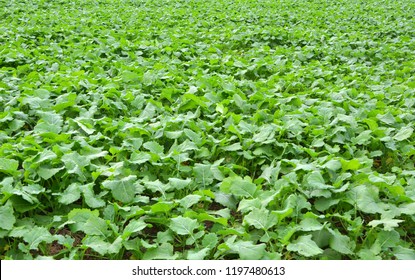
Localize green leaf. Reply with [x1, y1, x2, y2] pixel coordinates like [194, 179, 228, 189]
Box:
[169, 216, 198, 235]
[179, 194, 201, 208]
[73, 119, 95, 135]
[368, 218, 404, 231]
[168, 178, 191, 190]
[252, 124, 276, 143]
[353, 130, 372, 145]
[0, 158, 19, 174]
[34, 112, 63, 134]
[370, 230, 400, 255]
[287, 235, 323, 257]
[187, 248, 210, 260]
[377, 112, 396, 125]
[143, 243, 178, 260]
[102, 175, 137, 203]
[59, 183, 81, 205]
[144, 179, 169, 198]
[244, 208, 278, 230]
[348, 185, 384, 214]
[151, 202, 174, 213]
[221, 143, 242, 151]
[214, 192, 238, 209]
[37, 166, 63, 180]
[340, 158, 361, 171]
[298, 218, 324, 231]
[393, 126, 413, 141]
[61, 151, 89, 177]
[130, 151, 151, 164]
[83, 216, 110, 236]
[393, 246, 415, 260]
[24, 226, 53, 250]
[328, 229, 354, 255]
[228, 241, 266, 260]
[303, 171, 332, 198]
[79, 183, 106, 208]
[0, 203, 16, 230]
[202, 233, 219, 249]
[143, 141, 164, 154]
[220, 176, 256, 198]
[67, 208, 99, 232]
[123, 219, 147, 238]
[399, 202, 415, 215]
[193, 163, 214, 186]
[83, 236, 111, 255]
[358, 248, 382, 260]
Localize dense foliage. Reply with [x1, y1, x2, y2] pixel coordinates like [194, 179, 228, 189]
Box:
[1, 0, 415, 260]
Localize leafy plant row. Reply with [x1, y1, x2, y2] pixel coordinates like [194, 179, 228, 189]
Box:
[0, 0, 414, 259]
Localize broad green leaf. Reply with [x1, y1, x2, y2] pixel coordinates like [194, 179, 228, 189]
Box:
[202, 233, 219, 249]
[328, 229, 354, 255]
[0, 203, 15, 230]
[37, 166, 63, 180]
[0, 158, 19, 174]
[73, 119, 95, 135]
[221, 143, 242, 151]
[214, 191, 238, 209]
[151, 202, 174, 213]
[315, 198, 340, 212]
[184, 128, 203, 145]
[144, 179, 169, 198]
[298, 218, 324, 231]
[59, 183, 81, 205]
[393, 246, 415, 260]
[244, 208, 278, 230]
[34, 112, 63, 134]
[353, 130, 372, 145]
[67, 208, 99, 232]
[370, 230, 400, 255]
[238, 198, 262, 213]
[123, 219, 147, 238]
[272, 194, 311, 221]
[143, 243, 178, 260]
[83, 236, 111, 255]
[79, 183, 106, 208]
[102, 175, 137, 203]
[143, 141, 164, 154]
[303, 171, 332, 198]
[130, 152, 151, 164]
[358, 249, 382, 260]
[196, 212, 228, 226]
[108, 236, 123, 254]
[61, 152, 89, 177]
[24, 226, 53, 250]
[340, 158, 361, 171]
[252, 124, 276, 143]
[220, 176, 256, 198]
[37, 149, 57, 163]
[393, 126, 413, 141]
[228, 241, 266, 260]
[377, 112, 395, 125]
[169, 216, 198, 235]
[287, 235, 323, 257]
[83, 216, 110, 236]
[348, 185, 384, 214]
[368, 218, 404, 231]
[399, 202, 415, 215]
[179, 194, 201, 208]
[187, 248, 210, 260]
[168, 178, 191, 190]
[323, 159, 342, 171]
[193, 164, 214, 186]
